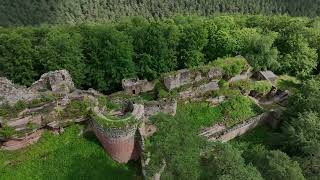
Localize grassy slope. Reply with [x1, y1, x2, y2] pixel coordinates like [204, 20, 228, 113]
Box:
[0, 125, 140, 180]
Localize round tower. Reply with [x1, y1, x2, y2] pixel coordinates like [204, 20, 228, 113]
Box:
[91, 104, 144, 163]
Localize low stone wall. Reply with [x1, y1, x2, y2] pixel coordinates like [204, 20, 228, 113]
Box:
[144, 99, 177, 118]
[203, 111, 280, 142]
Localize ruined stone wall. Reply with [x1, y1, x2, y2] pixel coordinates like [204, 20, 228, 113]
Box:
[178, 80, 219, 100]
[162, 68, 222, 91]
[0, 78, 35, 105]
[144, 99, 177, 118]
[203, 111, 279, 142]
[122, 78, 155, 95]
[0, 70, 74, 105]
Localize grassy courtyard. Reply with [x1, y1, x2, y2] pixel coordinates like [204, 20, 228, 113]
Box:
[0, 125, 141, 180]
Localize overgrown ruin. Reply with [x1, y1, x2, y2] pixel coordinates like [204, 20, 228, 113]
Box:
[0, 56, 290, 179]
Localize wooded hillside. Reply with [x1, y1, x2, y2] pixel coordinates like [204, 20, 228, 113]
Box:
[1, 0, 320, 26]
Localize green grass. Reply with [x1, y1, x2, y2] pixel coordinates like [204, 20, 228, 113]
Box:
[0, 125, 141, 180]
[177, 102, 223, 128]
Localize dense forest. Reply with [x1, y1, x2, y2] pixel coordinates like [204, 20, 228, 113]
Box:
[1, 0, 320, 26]
[0, 8, 320, 180]
[1, 15, 320, 94]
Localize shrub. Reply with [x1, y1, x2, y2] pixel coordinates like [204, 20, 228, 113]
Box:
[251, 81, 273, 95]
[219, 96, 260, 127]
[229, 79, 251, 93]
[211, 56, 248, 78]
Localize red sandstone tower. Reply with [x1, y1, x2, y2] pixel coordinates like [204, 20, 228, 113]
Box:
[92, 121, 140, 163]
[91, 104, 144, 163]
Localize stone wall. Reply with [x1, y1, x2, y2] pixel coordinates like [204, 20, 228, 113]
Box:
[0, 77, 35, 105]
[202, 111, 280, 142]
[144, 99, 177, 118]
[178, 80, 219, 100]
[0, 70, 75, 105]
[162, 67, 222, 91]
[122, 78, 155, 95]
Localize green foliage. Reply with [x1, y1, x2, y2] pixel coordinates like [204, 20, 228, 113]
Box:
[251, 81, 273, 95]
[0, 32, 38, 86]
[60, 99, 90, 119]
[2, 15, 320, 93]
[0, 125, 15, 138]
[2, 0, 320, 27]
[218, 79, 228, 89]
[176, 16, 208, 68]
[97, 96, 120, 110]
[177, 102, 223, 128]
[210, 56, 248, 78]
[280, 112, 320, 156]
[243, 146, 305, 180]
[0, 125, 140, 179]
[229, 79, 252, 93]
[201, 143, 263, 180]
[219, 96, 260, 127]
[80, 25, 136, 93]
[38, 28, 85, 86]
[242, 31, 280, 71]
[146, 113, 206, 179]
[0, 101, 27, 118]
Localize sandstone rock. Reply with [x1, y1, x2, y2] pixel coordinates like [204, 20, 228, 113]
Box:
[1, 130, 43, 151]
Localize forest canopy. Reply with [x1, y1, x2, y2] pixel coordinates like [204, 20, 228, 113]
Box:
[1, 0, 320, 27]
[1, 15, 320, 93]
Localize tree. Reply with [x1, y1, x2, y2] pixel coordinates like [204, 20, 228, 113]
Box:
[280, 112, 320, 156]
[38, 28, 85, 87]
[201, 143, 263, 180]
[244, 146, 305, 180]
[242, 30, 280, 71]
[81, 25, 135, 93]
[175, 16, 208, 68]
[146, 113, 206, 180]
[130, 20, 180, 79]
[0, 32, 37, 86]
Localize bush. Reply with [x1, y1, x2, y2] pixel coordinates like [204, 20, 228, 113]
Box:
[210, 56, 248, 79]
[219, 96, 260, 127]
[251, 81, 273, 95]
[229, 79, 251, 93]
